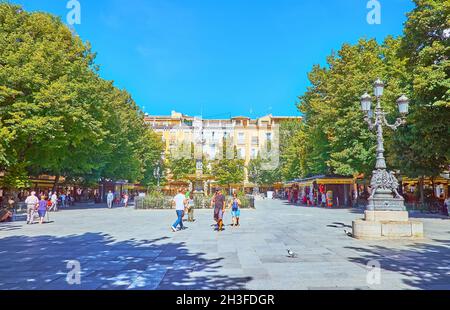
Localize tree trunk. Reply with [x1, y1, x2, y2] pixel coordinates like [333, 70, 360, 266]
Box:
[431, 177, 436, 199]
[419, 176, 424, 204]
[52, 175, 60, 193]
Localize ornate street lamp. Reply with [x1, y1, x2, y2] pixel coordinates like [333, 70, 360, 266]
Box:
[353, 81, 422, 239]
[153, 165, 162, 190]
[360, 78, 409, 211]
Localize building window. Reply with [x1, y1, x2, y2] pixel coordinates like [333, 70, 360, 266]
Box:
[251, 148, 258, 159]
[266, 133, 272, 141]
[251, 136, 259, 145]
[210, 145, 216, 159]
[238, 132, 245, 144]
[238, 148, 245, 159]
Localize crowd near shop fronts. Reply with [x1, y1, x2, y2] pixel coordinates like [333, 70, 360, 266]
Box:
[0, 175, 144, 206]
[282, 174, 450, 210]
[283, 175, 355, 208]
[401, 177, 449, 205]
[1, 172, 449, 211]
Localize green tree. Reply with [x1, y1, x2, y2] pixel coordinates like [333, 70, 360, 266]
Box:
[167, 143, 196, 181]
[392, 0, 450, 184]
[0, 4, 164, 192]
[298, 38, 408, 178]
[0, 4, 109, 189]
[387, 0, 450, 203]
[277, 120, 308, 181]
[248, 156, 264, 185]
[140, 129, 165, 187]
[212, 147, 245, 194]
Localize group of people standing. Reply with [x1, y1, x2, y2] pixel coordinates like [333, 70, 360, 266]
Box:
[171, 188, 241, 233]
[106, 191, 129, 209]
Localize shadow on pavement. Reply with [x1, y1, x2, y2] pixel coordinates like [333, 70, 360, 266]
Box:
[408, 212, 450, 220]
[0, 233, 252, 290]
[345, 238, 450, 289]
[0, 223, 22, 232]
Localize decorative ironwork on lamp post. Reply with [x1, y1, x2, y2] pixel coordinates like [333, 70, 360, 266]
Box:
[153, 164, 162, 190]
[360, 78, 410, 211]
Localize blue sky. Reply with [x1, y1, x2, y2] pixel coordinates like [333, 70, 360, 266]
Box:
[11, 0, 414, 118]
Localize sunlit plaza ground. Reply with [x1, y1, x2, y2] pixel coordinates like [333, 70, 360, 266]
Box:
[0, 199, 449, 290]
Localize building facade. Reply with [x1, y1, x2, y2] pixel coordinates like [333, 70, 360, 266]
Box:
[144, 111, 302, 184]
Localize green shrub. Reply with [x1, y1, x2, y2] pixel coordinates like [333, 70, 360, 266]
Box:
[135, 191, 172, 209]
[134, 191, 255, 210]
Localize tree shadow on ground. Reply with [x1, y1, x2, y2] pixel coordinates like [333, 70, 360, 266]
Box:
[0, 233, 252, 290]
[408, 212, 449, 220]
[0, 223, 22, 231]
[348, 208, 365, 214]
[349, 208, 449, 219]
[345, 238, 450, 289]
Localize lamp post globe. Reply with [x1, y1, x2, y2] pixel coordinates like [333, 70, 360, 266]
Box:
[360, 92, 372, 113]
[397, 95, 410, 115]
[373, 78, 385, 98]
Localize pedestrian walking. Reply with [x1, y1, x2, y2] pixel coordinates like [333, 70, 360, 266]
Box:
[183, 188, 190, 220]
[106, 191, 114, 209]
[229, 192, 241, 227]
[321, 192, 326, 208]
[123, 193, 129, 208]
[187, 192, 195, 222]
[213, 188, 226, 231]
[60, 192, 66, 208]
[444, 197, 450, 217]
[25, 191, 39, 224]
[49, 192, 58, 212]
[171, 188, 187, 232]
[37, 196, 48, 224]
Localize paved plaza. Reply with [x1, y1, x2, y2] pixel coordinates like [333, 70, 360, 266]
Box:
[0, 199, 449, 290]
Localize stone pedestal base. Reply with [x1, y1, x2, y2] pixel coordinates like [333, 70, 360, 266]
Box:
[352, 211, 424, 240]
[367, 191, 405, 211]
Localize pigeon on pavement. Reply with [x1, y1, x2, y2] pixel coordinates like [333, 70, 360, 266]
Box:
[287, 249, 297, 258]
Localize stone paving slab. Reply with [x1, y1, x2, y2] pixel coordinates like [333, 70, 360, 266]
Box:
[0, 199, 449, 290]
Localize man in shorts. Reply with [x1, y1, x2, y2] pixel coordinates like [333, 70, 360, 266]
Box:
[25, 191, 39, 224]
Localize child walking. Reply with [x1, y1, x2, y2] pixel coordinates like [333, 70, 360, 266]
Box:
[229, 192, 241, 227]
[187, 192, 195, 222]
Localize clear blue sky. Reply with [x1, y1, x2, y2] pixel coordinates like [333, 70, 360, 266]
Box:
[12, 0, 414, 118]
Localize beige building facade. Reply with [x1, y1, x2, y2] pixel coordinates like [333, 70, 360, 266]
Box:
[144, 111, 302, 184]
[145, 111, 301, 162]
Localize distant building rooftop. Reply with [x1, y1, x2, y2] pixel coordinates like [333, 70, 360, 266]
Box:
[144, 111, 302, 122]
